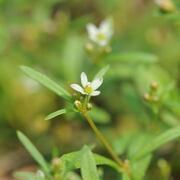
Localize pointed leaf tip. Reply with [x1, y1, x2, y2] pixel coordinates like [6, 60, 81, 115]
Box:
[45, 109, 67, 120]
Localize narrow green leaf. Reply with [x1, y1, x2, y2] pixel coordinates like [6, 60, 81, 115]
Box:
[133, 126, 180, 160]
[131, 155, 152, 180]
[94, 65, 109, 80]
[45, 109, 67, 120]
[17, 131, 49, 174]
[20, 66, 71, 101]
[105, 52, 158, 64]
[93, 154, 121, 172]
[127, 133, 153, 159]
[81, 146, 99, 180]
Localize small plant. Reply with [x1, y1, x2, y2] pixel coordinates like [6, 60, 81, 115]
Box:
[15, 65, 180, 180]
[15, 14, 180, 180]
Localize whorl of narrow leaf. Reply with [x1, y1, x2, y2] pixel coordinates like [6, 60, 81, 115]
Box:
[17, 131, 49, 174]
[20, 66, 71, 101]
[60, 150, 121, 172]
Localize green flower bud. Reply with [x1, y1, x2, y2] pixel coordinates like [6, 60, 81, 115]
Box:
[74, 100, 82, 111]
[150, 81, 159, 91]
[143, 93, 151, 102]
[155, 0, 175, 13]
[52, 157, 62, 170]
[85, 42, 94, 54]
[87, 103, 92, 111]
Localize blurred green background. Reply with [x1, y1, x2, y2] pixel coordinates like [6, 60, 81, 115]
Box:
[0, 0, 179, 179]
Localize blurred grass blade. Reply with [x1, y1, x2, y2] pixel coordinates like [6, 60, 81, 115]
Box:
[133, 126, 180, 160]
[105, 52, 158, 64]
[20, 66, 71, 101]
[80, 145, 99, 180]
[45, 108, 67, 120]
[131, 155, 152, 180]
[17, 131, 49, 174]
[94, 65, 109, 80]
[123, 155, 152, 180]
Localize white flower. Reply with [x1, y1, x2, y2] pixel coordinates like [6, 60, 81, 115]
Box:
[71, 72, 103, 96]
[86, 18, 113, 46]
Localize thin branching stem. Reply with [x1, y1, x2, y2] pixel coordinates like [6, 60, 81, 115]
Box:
[83, 113, 123, 167]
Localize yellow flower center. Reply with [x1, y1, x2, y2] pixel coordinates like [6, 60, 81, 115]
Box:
[96, 33, 106, 41]
[84, 85, 93, 94]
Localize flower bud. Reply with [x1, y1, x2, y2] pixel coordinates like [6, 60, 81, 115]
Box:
[87, 103, 92, 111]
[52, 157, 62, 167]
[74, 100, 82, 110]
[143, 93, 151, 101]
[155, 0, 175, 13]
[52, 158, 63, 172]
[85, 42, 94, 54]
[123, 159, 130, 173]
[158, 159, 171, 178]
[150, 81, 159, 91]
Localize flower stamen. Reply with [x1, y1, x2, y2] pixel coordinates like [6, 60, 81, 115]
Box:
[84, 85, 93, 94]
[96, 33, 106, 41]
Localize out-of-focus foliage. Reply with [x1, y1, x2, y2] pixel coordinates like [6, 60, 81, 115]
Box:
[0, 0, 180, 179]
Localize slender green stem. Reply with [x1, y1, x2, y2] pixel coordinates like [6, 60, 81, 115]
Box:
[83, 113, 123, 167]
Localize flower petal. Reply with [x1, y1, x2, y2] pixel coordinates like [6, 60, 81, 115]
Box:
[91, 78, 103, 90]
[91, 90, 101, 96]
[100, 19, 113, 39]
[86, 23, 98, 42]
[81, 72, 88, 87]
[70, 84, 84, 94]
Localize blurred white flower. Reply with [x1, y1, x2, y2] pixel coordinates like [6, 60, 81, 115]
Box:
[71, 72, 103, 96]
[86, 18, 113, 46]
[36, 170, 45, 179]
